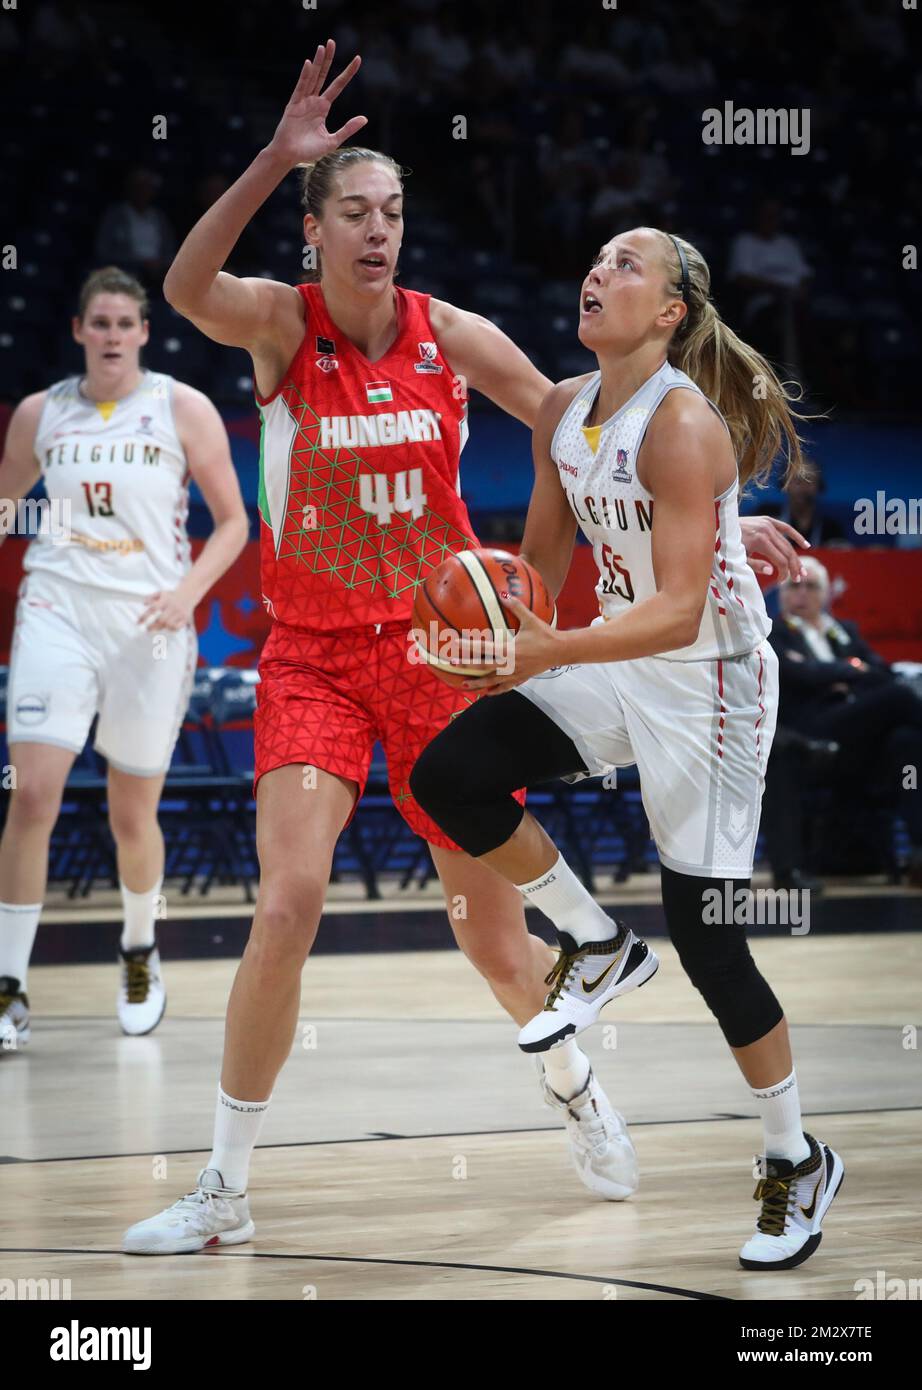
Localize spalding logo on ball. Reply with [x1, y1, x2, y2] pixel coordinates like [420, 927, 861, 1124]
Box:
[411, 548, 556, 688]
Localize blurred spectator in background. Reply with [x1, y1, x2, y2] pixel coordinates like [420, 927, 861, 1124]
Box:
[763, 464, 847, 547]
[190, 174, 262, 278]
[587, 156, 644, 244]
[410, 11, 472, 98]
[561, 17, 633, 89]
[621, 113, 674, 213]
[650, 29, 716, 95]
[94, 167, 177, 285]
[765, 558, 922, 888]
[356, 21, 401, 96]
[30, 1, 99, 70]
[611, 2, 670, 67]
[728, 198, 811, 371]
[481, 20, 537, 91]
[761, 724, 839, 892]
[467, 152, 509, 247]
[536, 111, 601, 271]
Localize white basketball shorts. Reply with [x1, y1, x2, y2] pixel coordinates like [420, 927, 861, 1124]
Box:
[6, 570, 197, 777]
[518, 638, 779, 878]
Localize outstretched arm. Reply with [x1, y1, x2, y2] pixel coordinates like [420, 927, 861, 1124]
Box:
[429, 299, 552, 429]
[163, 43, 366, 352]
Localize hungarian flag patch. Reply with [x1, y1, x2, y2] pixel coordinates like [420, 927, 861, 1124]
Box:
[365, 381, 393, 404]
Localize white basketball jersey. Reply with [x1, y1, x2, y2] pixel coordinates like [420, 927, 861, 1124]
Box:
[27, 370, 191, 595]
[551, 361, 771, 661]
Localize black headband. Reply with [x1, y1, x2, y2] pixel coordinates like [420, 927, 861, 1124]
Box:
[669, 234, 690, 305]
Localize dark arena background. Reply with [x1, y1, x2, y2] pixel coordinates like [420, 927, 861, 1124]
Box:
[0, 0, 919, 1350]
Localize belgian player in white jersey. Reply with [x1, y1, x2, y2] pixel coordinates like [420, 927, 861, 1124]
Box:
[412, 227, 844, 1271]
[0, 266, 247, 1044]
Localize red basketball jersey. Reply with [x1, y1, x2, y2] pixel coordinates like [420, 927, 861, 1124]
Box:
[255, 283, 479, 630]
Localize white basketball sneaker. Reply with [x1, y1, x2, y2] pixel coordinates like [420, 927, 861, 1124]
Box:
[0, 977, 30, 1052]
[122, 1168, 255, 1255]
[538, 1059, 638, 1200]
[518, 927, 659, 1053]
[118, 945, 166, 1036]
[739, 1133, 845, 1270]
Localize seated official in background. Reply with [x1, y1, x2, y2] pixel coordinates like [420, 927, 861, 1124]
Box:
[764, 557, 922, 888]
[762, 463, 847, 547]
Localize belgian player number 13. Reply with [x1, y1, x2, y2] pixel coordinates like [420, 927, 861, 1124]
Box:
[81, 480, 115, 517]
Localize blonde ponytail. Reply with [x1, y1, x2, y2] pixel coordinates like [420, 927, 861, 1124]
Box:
[657, 230, 812, 491]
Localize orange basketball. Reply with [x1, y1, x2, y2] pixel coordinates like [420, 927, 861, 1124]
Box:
[411, 548, 556, 687]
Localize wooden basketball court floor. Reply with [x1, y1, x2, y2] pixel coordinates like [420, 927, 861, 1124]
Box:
[1, 896, 920, 1302]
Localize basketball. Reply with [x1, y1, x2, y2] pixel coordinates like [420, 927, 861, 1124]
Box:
[411, 548, 555, 685]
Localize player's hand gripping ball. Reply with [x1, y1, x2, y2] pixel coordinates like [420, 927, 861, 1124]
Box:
[411, 548, 556, 691]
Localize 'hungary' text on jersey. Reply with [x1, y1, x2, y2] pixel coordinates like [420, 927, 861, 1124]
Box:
[551, 361, 771, 661]
[256, 284, 479, 630]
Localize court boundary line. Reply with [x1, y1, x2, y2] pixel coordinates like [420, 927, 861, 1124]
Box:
[3, 1104, 918, 1165]
[0, 1246, 730, 1300]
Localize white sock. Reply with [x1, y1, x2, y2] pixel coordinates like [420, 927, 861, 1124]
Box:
[0, 901, 43, 992]
[207, 1086, 271, 1192]
[542, 1039, 592, 1101]
[119, 877, 162, 952]
[751, 1068, 810, 1166]
[517, 854, 617, 945]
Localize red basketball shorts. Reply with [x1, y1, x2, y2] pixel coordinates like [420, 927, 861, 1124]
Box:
[253, 619, 524, 849]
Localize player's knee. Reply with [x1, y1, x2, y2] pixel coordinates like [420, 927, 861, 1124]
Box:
[6, 776, 63, 830]
[463, 941, 534, 993]
[108, 803, 155, 846]
[251, 876, 325, 965]
[410, 733, 467, 817]
[407, 743, 439, 815]
[661, 866, 784, 1048]
[679, 942, 783, 1048]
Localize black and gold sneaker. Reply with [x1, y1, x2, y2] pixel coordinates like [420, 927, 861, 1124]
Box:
[0, 975, 30, 1051]
[739, 1133, 845, 1270]
[117, 946, 166, 1036]
[517, 926, 658, 1052]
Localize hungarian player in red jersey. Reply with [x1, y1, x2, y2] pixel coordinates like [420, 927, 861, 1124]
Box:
[123, 44, 810, 1254]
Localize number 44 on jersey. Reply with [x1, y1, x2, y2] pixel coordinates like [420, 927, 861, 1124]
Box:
[358, 468, 428, 526]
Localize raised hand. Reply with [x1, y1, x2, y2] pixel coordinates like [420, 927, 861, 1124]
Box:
[268, 42, 367, 172]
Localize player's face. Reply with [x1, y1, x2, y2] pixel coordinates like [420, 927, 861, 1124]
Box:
[306, 162, 404, 297]
[73, 294, 149, 378]
[578, 228, 684, 351]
